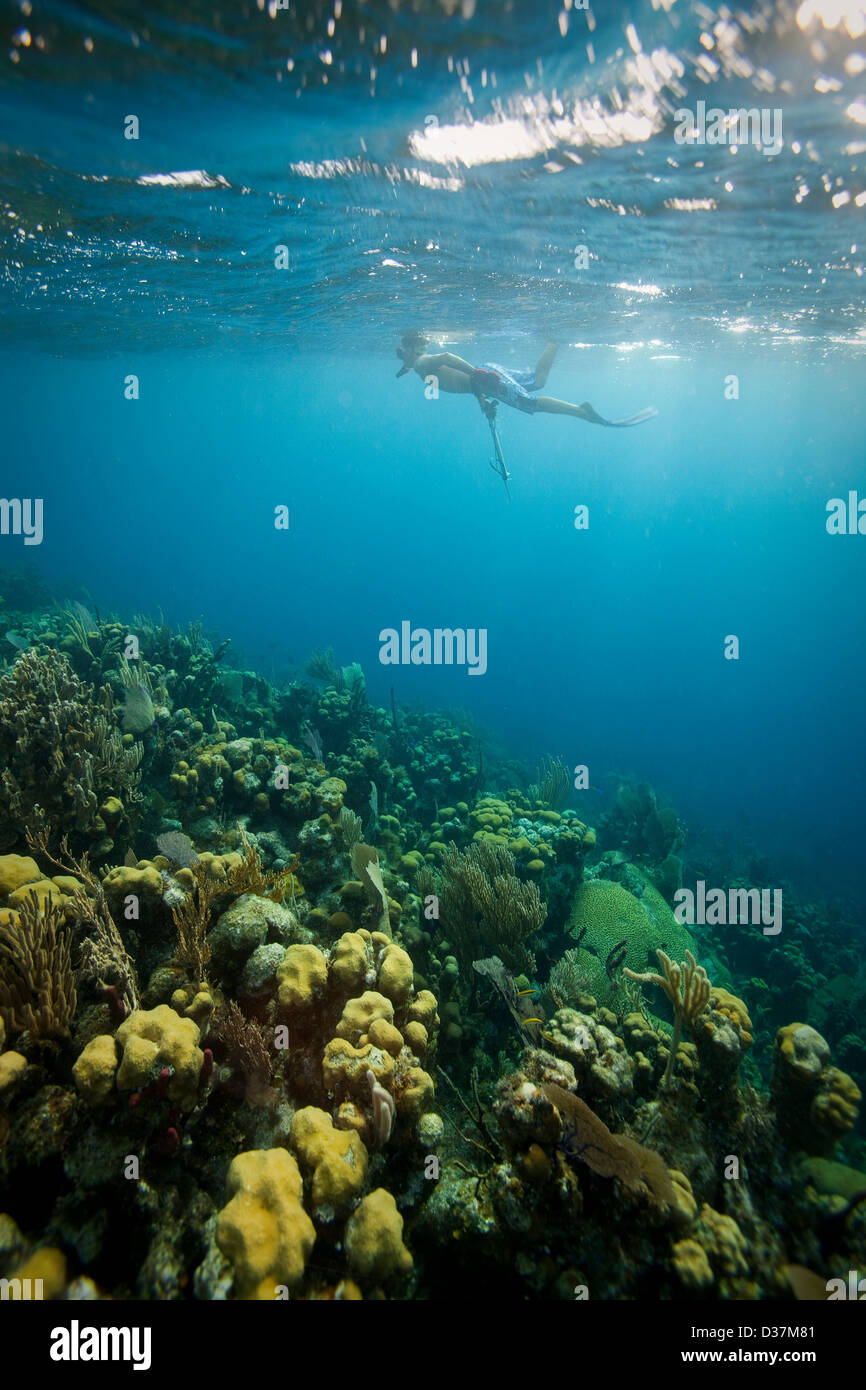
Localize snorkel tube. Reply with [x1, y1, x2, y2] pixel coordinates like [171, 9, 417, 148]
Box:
[396, 330, 427, 377]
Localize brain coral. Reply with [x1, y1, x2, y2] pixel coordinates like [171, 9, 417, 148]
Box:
[567, 874, 698, 1008]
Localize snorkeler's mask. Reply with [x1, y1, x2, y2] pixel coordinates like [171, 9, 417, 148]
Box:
[396, 332, 426, 377]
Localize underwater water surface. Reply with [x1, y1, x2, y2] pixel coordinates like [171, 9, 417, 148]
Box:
[1, 0, 865, 1328]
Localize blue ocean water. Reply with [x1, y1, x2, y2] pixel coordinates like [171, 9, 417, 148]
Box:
[2, 0, 864, 903]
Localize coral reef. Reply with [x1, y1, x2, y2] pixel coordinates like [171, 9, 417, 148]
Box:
[0, 605, 863, 1306]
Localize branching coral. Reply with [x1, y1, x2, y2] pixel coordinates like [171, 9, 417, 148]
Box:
[172, 833, 296, 988]
[625, 948, 711, 1090]
[528, 755, 571, 812]
[0, 649, 142, 848]
[547, 948, 593, 1009]
[423, 841, 547, 975]
[211, 999, 275, 1106]
[27, 829, 139, 1016]
[171, 860, 217, 989]
[0, 889, 77, 1040]
[305, 646, 340, 686]
[229, 830, 298, 902]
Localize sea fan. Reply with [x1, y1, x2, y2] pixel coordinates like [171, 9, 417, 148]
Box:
[122, 681, 155, 734]
[156, 831, 198, 867]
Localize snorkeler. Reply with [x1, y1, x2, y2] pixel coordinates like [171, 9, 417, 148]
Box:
[395, 332, 657, 427]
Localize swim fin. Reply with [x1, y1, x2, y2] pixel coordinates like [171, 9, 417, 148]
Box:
[580, 403, 658, 427]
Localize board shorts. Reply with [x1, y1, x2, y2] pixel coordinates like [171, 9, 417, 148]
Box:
[469, 362, 539, 414]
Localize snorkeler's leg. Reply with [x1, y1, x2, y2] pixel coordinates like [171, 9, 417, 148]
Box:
[533, 342, 558, 388]
[533, 395, 658, 426]
[533, 395, 600, 419]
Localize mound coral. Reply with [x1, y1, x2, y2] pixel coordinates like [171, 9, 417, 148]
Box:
[276, 944, 329, 1014]
[693, 986, 753, 1102]
[114, 1004, 205, 1110]
[0, 854, 43, 898]
[216, 1148, 316, 1299]
[290, 1106, 368, 1216]
[0, 1049, 27, 1094]
[700, 1205, 749, 1275]
[267, 926, 438, 1149]
[344, 1188, 412, 1285]
[541, 1008, 635, 1098]
[672, 1237, 714, 1290]
[72, 1003, 207, 1110]
[772, 1023, 862, 1155]
[71, 1033, 118, 1105]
